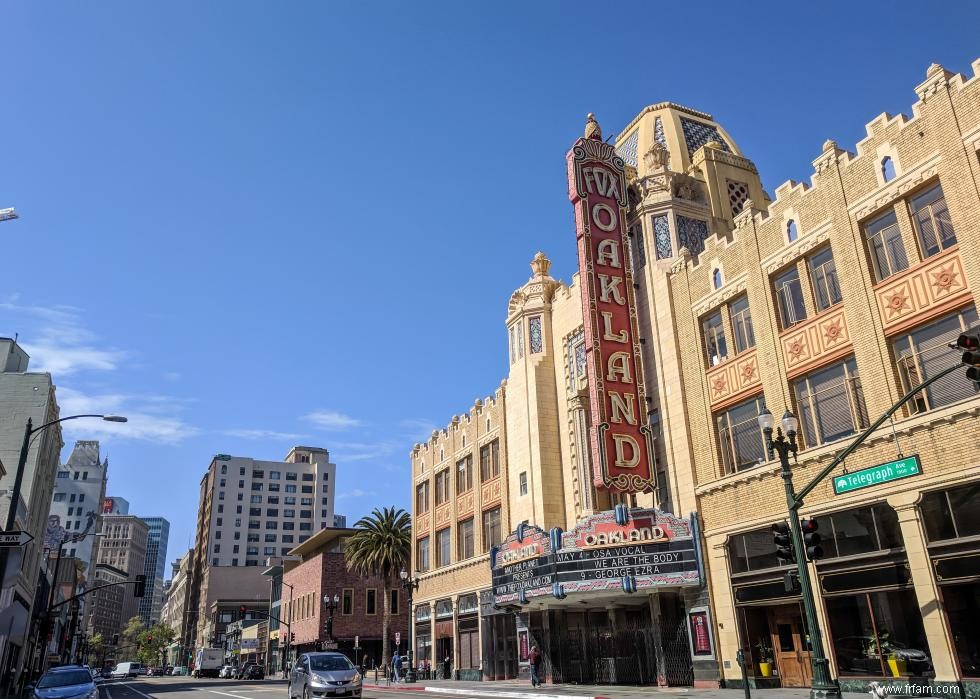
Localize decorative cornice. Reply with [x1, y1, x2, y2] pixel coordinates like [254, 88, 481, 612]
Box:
[760, 220, 833, 274]
[849, 152, 942, 220]
[692, 273, 749, 316]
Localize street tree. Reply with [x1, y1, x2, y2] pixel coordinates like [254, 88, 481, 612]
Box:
[344, 506, 410, 673]
[120, 616, 145, 654]
[137, 623, 176, 666]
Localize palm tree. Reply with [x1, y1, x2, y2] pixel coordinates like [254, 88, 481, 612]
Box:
[344, 507, 411, 673]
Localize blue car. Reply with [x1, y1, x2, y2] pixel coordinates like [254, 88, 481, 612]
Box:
[32, 666, 99, 699]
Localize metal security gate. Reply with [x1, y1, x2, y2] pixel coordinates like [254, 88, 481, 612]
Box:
[537, 609, 660, 685]
[661, 594, 694, 686]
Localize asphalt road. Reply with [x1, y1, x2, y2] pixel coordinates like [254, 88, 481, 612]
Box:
[96, 677, 412, 699]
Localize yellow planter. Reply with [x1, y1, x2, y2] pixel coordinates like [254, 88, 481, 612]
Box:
[887, 657, 907, 677]
[759, 662, 772, 677]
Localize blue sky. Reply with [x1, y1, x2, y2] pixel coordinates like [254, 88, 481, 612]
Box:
[2, 1, 978, 564]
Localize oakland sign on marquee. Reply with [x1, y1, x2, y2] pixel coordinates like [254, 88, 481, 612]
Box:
[567, 114, 655, 493]
[491, 508, 701, 606]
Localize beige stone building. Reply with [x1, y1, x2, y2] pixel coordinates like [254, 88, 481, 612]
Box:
[87, 514, 149, 645]
[637, 60, 980, 691]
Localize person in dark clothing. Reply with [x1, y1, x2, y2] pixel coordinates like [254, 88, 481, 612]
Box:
[443, 656, 451, 680]
[528, 645, 542, 687]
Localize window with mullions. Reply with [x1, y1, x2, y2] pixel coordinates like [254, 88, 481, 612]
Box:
[455, 455, 473, 493]
[416, 481, 430, 514]
[730, 295, 755, 353]
[794, 357, 868, 448]
[435, 469, 451, 505]
[716, 396, 767, 475]
[909, 183, 956, 258]
[528, 316, 543, 354]
[436, 528, 451, 567]
[864, 210, 909, 283]
[894, 306, 978, 416]
[702, 310, 728, 366]
[479, 439, 500, 481]
[482, 507, 501, 552]
[920, 482, 980, 542]
[457, 518, 474, 560]
[727, 527, 781, 574]
[416, 537, 430, 572]
[813, 503, 903, 558]
[808, 247, 842, 311]
[774, 266, 806, 329]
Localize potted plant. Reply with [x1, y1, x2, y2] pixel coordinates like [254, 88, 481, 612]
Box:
[756, 641, 775, 677]
[866, 632, 906, 678]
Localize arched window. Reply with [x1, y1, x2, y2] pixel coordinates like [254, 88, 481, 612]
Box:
[486, 418, 491, 431]
[712, 268, 723, 289]
[787, 219, 799, 242]
[881, 157, 896, 182]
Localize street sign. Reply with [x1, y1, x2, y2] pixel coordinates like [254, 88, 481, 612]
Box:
[395, 632, 401, 647]
[0, 531, 33, 547]
[833, 455, 922, 495]
[354, 635, 359, 648]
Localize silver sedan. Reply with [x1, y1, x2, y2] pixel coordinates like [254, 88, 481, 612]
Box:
[288, 653, 362, 699]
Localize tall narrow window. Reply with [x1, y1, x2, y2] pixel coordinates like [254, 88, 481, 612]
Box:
[456, 518, 474, 560]
[774, 266, 807, 329]
[416, 537, 430, 573]
[712, 268, 723, 289]
[416, 481, 430, 513]
[864, 210, 908, 282]
[435, 469, 451, 505]
[794, 357, 868, 447]
[479, 440, 500, 480]
[528, 316, 543, 354]
[730, 296, 755, 353]
[909, 183, 956, 258]
[702, 310, 728, 366]
[881, 156, 896, 182]
[653, 215, 672, 260]
[519, 472, 528, 496]
[808, 247, 843, 311]
[436, 528, 451, 567]
[455, 456, 473, 493]
[516, 322, 525, 359]
[716, 396, 767, 475]
[787, 219, 799, 242]
[482, 507, 501, 552]
[366, 589, 377, 615]
[631, 222, 647, 269]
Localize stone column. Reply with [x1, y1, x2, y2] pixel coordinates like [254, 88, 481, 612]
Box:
[451, 596, 459, 680]
[888, 494, 957, 681]
[648, 592, 669, 686]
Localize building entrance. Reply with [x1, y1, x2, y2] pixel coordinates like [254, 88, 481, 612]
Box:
[769, 605, 812, 688]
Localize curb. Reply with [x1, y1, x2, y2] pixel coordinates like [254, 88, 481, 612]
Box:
[361, 685, 606, 699]
[362, 684, 427, 692]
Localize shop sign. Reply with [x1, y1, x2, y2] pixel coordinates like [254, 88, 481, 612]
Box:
[240, 639, 259, 650]
[567, 124, 656, 494]
[832, 455, 922, 495]
[491, 509, 700, 606]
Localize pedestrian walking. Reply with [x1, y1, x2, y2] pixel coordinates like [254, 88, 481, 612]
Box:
[392, 651, 402, 683]
[529, 645, 542, 688]
[443, 655, 451, 680]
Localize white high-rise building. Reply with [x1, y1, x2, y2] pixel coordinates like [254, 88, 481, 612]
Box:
[201, 446, 337, 567]
[49, 441, 109, 571]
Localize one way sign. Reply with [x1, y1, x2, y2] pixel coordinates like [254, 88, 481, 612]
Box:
[0, 531, 34, 547]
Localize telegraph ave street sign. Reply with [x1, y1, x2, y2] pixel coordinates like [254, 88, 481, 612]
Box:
[0, 531, 34, 547]
[833, 455, 922, 495]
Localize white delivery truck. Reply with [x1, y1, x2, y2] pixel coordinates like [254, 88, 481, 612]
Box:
[193, 649, 224, 678]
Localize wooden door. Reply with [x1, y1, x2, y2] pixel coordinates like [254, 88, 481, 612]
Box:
[770, 607, 813, 688]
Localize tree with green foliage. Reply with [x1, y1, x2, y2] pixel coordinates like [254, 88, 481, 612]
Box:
[120, 616, 145, 655]
[137, 624, 177, 666]
[85, 632, 104, 667]
[343, 507, 411, 674]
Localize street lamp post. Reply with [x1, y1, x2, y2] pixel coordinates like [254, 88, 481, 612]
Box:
[282, 581, 294, 675]
[399, 569, 419, 683]
[322, 594, 338, 648]
[0, 414, 126, 692]
[757, 408, 840, 699]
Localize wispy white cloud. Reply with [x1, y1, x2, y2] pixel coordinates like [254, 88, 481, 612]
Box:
[337, 488, 377, 500]
[399, 418, 439, 443]
[57, 387, 199, 444]
[0, 295, 126, 375]
[222, 428, 308, 441]
[303, 410, 361, 430]
[330, 439, 401, 463]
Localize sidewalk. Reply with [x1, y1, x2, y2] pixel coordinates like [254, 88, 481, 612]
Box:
[360, 678, 869, 699]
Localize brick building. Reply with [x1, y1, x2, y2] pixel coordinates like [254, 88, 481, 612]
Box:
[644, 59, 980, 692]
[282, 528, 407, 670]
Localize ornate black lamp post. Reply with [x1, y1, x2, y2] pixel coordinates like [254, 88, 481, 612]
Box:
[757, 408, 840, 699]
[399, 569, 419, 683]
[322, 593, 339, 648]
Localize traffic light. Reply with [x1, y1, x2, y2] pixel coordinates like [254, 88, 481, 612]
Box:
[957, 332, 980, 386]
[112, 634, 119, 646]
[800, 518, 824, 560]
[290, 632, 296, 644]
[134, 574, 146, 598]
[239, 606, 247, 617]
[771, 521, 795, 563]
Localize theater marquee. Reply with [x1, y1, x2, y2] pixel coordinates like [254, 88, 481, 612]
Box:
[567, 115, 656, 493]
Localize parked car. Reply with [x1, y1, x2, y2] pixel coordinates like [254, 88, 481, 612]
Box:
[146, 667, 164, 677]
[31, 666, 98, 699]
[289, 653, 361, 699]
[241, 664, 264, 680]
[218, 666, 235, 679]
[235, 663, 255, 680]
[171, 666, 189, 676]
[98, 669, 113, 680]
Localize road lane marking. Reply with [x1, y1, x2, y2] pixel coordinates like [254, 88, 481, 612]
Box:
[116, 682, 158, 699]
[196, 689, 259, 699]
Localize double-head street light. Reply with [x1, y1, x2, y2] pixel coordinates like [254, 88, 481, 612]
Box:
[399, 569, 419, 683]
[322, 594, 339, 645]
[757, 408, 839, 699]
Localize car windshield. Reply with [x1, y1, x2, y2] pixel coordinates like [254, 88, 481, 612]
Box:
[309, 656, 352, 672]
[38, 671, 93, 688]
